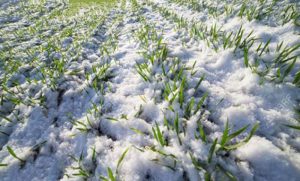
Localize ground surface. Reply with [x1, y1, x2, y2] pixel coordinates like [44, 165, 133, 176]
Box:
[0, 0, 300, 181]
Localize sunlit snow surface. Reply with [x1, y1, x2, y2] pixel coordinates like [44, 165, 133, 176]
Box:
[0, 0, 300, 180]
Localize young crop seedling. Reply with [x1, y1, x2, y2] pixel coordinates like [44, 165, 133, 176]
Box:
[1, 0, 298, 180]
[100, 148, 130, 181]
[67, 151, 92, 180]
[219, 121, 259, 151]
[152, 122, 166, 147]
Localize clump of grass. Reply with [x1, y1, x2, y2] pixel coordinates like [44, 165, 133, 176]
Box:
[189, 120, 259, 180]
[152, 122, 166, 147]
[219, 121, 259, 151]
[100, 148, 130, 181]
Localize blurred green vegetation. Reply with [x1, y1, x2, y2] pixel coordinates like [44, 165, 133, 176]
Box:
[67, 0, 116, 14]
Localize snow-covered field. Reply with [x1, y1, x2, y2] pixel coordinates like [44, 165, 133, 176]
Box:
[0, 0, 300, 180]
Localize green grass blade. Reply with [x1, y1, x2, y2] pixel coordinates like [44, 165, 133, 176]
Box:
[153, 122, 165, 147]
[204, 172, 211, 181]
[244, 123, 259, 142]
[0, 115, 12, 123]
[197, 121, 206, 143]
[195, 74, 205, 90]
[107, 167, 116, 181]
[184, 97, 195, 118]
[259, 38, 271, 56]
[208, 138, 218, 163]
[92, 147, 97, 162]
[7, 146, 24, 162]
[292, 71, 300, 84]
[194, 92, 208, 114]
[225, 123, 259, 150]
[284, 124, 300, 131]
[130, 128, 145, 135]
[148, 146, 176, 159]
[106, 117, 119, 122]
[189, 152, 204, 170]
[0, 163, 8, 167]
[227, 124, 249, 141]
[99, 176, 109, 181]
[220, 120, 229, 147]
[174, 113, 182, 145]
[217, 164, 238, 181]
[243, 47, 249, 67]
[179, 77, 186, 108]
[116, 148, 129, 174]
[282, 58, 296, 80]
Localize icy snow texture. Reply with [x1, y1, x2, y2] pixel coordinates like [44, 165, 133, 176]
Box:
[0, 0, 300, 181]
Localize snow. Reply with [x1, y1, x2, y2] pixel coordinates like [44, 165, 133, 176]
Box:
[0, 0, 300, 180]
[235, 136, 300, 181]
